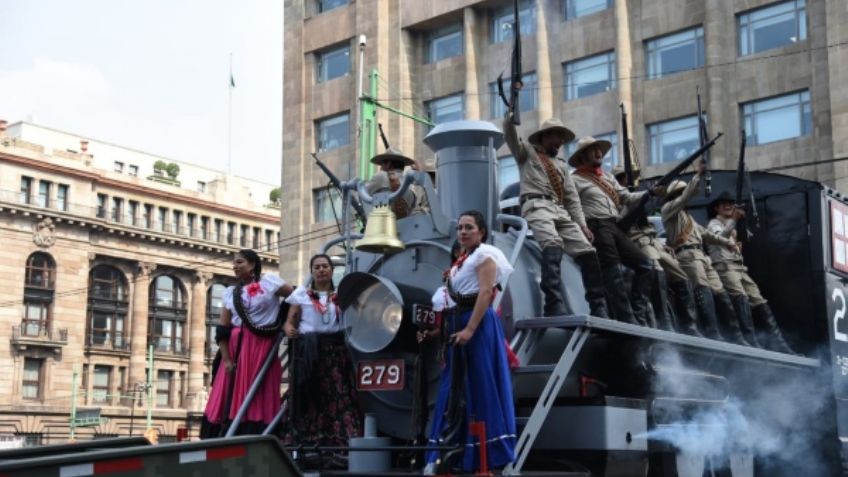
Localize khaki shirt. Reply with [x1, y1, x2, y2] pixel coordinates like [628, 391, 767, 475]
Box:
[572, 171, 646, 220]
[503, 116, 586, 227]
[706, 217, 742, 264]
[661, 174, 735, 250]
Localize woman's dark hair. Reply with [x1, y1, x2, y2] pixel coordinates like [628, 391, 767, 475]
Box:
[450, 239, 462, 261]
[237, 249, 262, 282]
[309, 253, 335, 290]
[458, 210, 488, 243]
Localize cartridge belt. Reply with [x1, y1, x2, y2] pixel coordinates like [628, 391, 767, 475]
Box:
[674, 244, 702, 253]
[520, 193, 555, 205]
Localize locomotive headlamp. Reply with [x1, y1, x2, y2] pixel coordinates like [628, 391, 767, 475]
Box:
[337, 272, 405, 353]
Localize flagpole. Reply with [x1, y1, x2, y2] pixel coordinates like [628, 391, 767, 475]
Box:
[228, 52, 233, 175]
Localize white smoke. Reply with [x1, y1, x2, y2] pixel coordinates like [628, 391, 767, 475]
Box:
[640, 347, 834, 475]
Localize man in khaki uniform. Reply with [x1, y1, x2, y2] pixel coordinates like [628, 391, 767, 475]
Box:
[661, 162, 750, 345]
[706, 192, 796, 353]
[570, 137, 661, 327]
[366, 147, 427, 218]
[612, 167, 702, 335]
[503, 114, 608, 318]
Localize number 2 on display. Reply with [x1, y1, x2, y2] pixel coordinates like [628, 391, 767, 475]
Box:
[833, 287, 848, 342]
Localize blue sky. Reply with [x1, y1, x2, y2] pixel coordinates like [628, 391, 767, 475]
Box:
[0, 0, 282, 184]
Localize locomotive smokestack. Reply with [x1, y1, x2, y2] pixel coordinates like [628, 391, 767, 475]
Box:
[423, 120, 504, 230]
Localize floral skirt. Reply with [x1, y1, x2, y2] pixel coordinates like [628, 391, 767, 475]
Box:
[279, 333, 363, 448]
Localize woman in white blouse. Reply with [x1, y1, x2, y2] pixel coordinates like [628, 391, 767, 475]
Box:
[423, 210, 516, 474]
[280, 254, 363, 469]
[201, 249, 293, 437]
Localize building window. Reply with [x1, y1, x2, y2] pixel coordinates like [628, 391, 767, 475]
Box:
[316, 43, 351, 83]
[492, 0, 536, 43]
[646, 27, 705, 79]
[201, 216, 210, 240]
[26, 252, 55, 289]
[96, 194, 107, 218]
[564, 0, 612, 20]
[214, 219, 223, 242]
[117, 367, 126, 404]
[22, 358, 43, 400]
[16, 433, 43, 447]
[149, 276, 187, 354]
[144, 204, 153, 229]
[226, 222, 236, 245]
[426, 94, 464, 125]
[128, 201, 139, 226]
[565, 131, 619, 171]
[313, 187, 342, 223]
[111, 197, 123, 222]
[316, 113, 350, 151]
[564, 51, 616, 100]
[114, 161, 124, 173]
[240, 224, 249, 247]
[742, 90, 811, 146]
[206, 283, 227, 360]
[23, 302, 50, 337]
[157, 207, 167, 232]
[648, 115, 702, 164]
[55, 184, 69, 211]
[173, 210, 183, 235]
[88, 265, 128, 350]
[187, 214, 196, 237]
[37, 180, 51, 208]
[20, 176, 33, 204]
[265, 230, 274, 251]
[156, 370, 172, 407]
[318, 0, 348, 13]
[739, 0, 806, 56]
[252, 227, 261, 249]
[490, 73, 538, 118]
[427, 24, 463, 63]
[197, 181, 206, 193]
[92, 366, 111, 404]
[128, 165, 139, 177]
[498, 156, 519, 193]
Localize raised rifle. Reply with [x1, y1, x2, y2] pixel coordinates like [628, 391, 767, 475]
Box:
[618, 132, 723, 231]
[735, 129, 759, 243]
[497, 0, 522, 125]
[620, 103, 634, 190]
[697, 87, 712, 197]
[312, 152, 367, 224]
[378, 122, 391, 150]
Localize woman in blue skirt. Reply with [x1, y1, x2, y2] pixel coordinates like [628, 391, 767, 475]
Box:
[421, 210, 516, 474]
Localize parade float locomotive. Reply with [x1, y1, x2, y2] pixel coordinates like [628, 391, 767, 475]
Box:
[2, 120, 847, 477]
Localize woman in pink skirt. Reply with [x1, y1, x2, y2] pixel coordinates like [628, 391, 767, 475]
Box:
[201, 249, 293, 437]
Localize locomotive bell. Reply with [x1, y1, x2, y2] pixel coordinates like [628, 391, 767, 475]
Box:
[355, 204, 405, 254]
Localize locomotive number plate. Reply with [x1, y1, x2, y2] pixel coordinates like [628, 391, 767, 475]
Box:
[413, 304, 440, 330]
[357, 359, 405, 391]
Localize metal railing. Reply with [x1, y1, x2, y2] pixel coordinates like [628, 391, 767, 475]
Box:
[11, 324, 69, 344]
[87, 333, 130, 351]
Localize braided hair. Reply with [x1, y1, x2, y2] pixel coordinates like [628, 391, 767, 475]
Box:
[237, 249, 262, 283]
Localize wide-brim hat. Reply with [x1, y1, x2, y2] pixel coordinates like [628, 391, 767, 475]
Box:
[527, 118, 576, 147]
[370, 146, 414, 167]
[567, 136, 613, 168]
[663, 180, 688, 202]
[708, 190, 735, 218]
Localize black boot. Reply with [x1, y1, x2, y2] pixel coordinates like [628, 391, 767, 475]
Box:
[752, 303, 797, 354]
[541, 247, 568, 317]
[574, 252, 610, 318]
[730, 294, 760, 347]
[602, 265, 640, 325]
[651, 269, 674, 331]
[694, 286, 723, 340]
[629, 262, 655, 327]
[714, 291, 751, 346]
[670, 280, 703, 337]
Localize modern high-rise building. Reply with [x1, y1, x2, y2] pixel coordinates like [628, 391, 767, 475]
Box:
[281, 0, 848, 272]
[0, 119, 281, 445]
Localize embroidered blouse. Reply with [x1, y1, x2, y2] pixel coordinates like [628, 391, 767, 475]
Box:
[222, 273, 286, 327]
[285, 285, 341, 334]
[446, 243, 514, 296]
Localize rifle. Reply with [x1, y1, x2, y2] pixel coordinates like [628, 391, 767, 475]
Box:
[697, 87, 712, 197]
[734, 129, 759, 243]
[497, 0, 522, 125]
[620, 103, 634, 190]
[618, 132, 724, 231]
[311, 152, 367, 223]
[378, 123, 390, 150]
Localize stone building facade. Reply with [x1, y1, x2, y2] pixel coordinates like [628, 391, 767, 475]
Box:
[0, 120, 281, 444]
[281, 0, 848, 273]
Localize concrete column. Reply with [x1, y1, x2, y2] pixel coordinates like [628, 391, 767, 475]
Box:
[128, 262, 156, 387]
[187, 271, 213, 405]
[463, 7, 481, 120]
[704, 0, 731, 168]
[534, 0, 553, 120]
[614, 0, 634, 145]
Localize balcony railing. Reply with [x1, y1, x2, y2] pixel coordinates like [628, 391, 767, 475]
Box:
[11, 324, 68, 348]
[87, 332, 130, 351]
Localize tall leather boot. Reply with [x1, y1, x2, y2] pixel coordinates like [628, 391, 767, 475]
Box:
[694, 286, 723, 340]
[752, 303, 797, 354]
[574, 252, 610, 318]
[629, 262, 655, 327]
[670, 280, 703, 337]
[651, 269, 674, 331]
[714, 291, 751, 346]
[602, 265, 641, 325]
[730, 294, 760, 348]
[540, 247, 568, 317]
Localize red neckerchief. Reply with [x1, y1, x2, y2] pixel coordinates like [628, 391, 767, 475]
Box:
[576, 164, 604, 177]
[306, 288, 340, 321]
[442, 247, 477, 282]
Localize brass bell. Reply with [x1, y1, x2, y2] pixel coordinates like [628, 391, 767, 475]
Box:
[356, 204, 405, 254]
